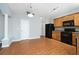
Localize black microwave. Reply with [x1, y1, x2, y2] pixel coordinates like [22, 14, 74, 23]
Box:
[63, 20, 74, 27]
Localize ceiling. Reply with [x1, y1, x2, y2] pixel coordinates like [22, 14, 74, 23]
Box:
[7, 3, 79, 19]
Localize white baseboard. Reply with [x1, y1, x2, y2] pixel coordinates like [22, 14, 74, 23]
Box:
[1, 36, 41, 48]
[12, 38, 27, 42]
[27, 36, 40, 39]
[2, 40, 12, 48]
[12, 36, 40, 42]
[2, 43, 11, 48]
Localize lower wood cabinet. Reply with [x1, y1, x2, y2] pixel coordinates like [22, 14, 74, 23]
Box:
[72, 32, 76, 46]
[52, 32, 77, 46]
[52, 32, 61, 41]
[77, 37, 79, 55]
[76, 33, 79, 54]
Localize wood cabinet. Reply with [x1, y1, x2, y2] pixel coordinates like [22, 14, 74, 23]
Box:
[72, 32, 76, 46]
[74, 13, 79, 26]
[77, 33, 79, 54]
[54, 13, 79, 27]
[62, 15, 74, 21]
[54, 18, 63, 27]
[53, 12, 79, 48]
[52, 32, 61, 41]
[52, 32, 77, 46]
[54, 15, 74, 27]
[62, 13, 79, 26]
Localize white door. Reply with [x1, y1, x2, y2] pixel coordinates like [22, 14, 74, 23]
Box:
[21, 20, 29, 39]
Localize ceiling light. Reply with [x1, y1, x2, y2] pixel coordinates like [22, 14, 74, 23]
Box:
[26, 3, 35, 17]
[27, 13, 34, 17]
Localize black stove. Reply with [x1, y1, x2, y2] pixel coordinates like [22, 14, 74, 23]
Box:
[61, 31, 72, 45]
[61, 28, 75, 45]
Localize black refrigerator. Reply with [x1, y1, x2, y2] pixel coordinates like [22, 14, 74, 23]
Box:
[45, 24, 54, 38]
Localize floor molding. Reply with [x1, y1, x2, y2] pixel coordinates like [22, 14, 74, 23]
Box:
[11, 36, 41, 43]
[1, 36, 41, 48]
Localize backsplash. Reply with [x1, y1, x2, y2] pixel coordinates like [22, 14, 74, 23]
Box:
[55, 27, 79, 32]
[55, 28, 64, 31]
[76, 28, 79, 32]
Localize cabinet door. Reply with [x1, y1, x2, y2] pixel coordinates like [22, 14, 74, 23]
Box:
[54, 18, 62, 27]
[77, 33, 79, 54]
[52, 32, 61, 41]
[74, 13, 79, 26]
[62, 15, 74, 21]
[72, 32, 76, 46]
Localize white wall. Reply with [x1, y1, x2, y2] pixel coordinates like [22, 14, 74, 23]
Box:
[8, 15, 42, 42]
[8, 15, 21, 41]
[20, 19, 30, 39]
[0, 11, 4, 41]
[29, 17, 42, 39]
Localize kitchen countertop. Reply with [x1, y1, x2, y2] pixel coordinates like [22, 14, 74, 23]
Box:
[52, 30, 79, 32]
[52, 31, 64, 32]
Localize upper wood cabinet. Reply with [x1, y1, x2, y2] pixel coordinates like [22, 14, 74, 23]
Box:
[62, 15, 74, 21]
[54, 13, 79, 27]
[54, 15, 74, 27]
[54, 18, 63, 27]
[74, 13, 79, 26]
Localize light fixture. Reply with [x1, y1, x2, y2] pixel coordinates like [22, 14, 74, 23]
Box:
[26, 3, 35, 17]
[27, 13, 34, 17]
[27, 11, 34, 17]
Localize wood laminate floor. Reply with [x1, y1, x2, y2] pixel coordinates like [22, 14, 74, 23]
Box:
[0, 37, 76, 55]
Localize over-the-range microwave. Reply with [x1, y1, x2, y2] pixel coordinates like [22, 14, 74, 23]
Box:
[63, 20, 74, 27]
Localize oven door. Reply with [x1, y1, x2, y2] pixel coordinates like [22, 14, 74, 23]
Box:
[61, 32, 72, 45]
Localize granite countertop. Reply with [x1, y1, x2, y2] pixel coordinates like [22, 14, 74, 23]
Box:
[52, 30, 64, 32]
[52, 30, 79, 33]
